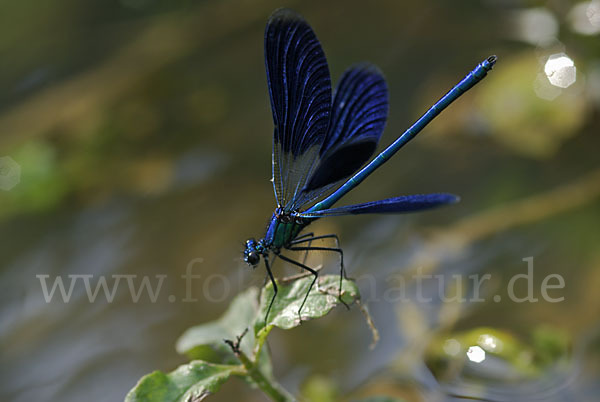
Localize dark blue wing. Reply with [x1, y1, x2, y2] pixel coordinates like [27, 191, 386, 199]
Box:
[296, 193, 459, 218]
[265, 8, 332, 209]
[301, 64, 388, 195]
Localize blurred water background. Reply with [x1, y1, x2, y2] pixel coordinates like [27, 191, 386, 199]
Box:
[1, 0, 600, 401]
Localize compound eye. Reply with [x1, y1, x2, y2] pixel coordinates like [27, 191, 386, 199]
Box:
[246, 251, 260, 266]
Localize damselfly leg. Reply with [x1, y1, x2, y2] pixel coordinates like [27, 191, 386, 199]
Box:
[275, 252, 320, 321]
[289, 232, 314, 265]
[289, 233, 348, 308]
[263, 255, 277, 323]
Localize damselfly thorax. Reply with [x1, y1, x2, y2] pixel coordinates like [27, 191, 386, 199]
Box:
[263, 208, 313, 249]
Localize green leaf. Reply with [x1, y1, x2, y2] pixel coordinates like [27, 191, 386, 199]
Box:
[176, 287, 260, 361]
[254, 275, 360, 335]
[353, 397, 407, 402]
[176, 286, 278, 391]
[125, 360, 240, 402]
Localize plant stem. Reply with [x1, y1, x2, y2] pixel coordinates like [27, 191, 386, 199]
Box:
[254, 325, 272, 360]
[225, 328, 293, 402]
[235, 347, 293, 402]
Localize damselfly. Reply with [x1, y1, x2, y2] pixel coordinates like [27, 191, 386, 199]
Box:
[243, 8, 496, 320]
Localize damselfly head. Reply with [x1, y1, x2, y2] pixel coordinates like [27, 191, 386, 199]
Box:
[243, 238, 260, 267]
